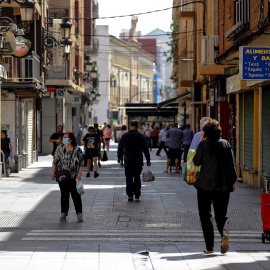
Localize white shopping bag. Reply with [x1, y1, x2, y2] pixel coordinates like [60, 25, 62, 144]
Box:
[142, 168, 155, 182]
[7, 156, 15, 168]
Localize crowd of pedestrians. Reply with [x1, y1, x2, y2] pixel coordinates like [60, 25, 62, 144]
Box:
[48, 118, 236, 255]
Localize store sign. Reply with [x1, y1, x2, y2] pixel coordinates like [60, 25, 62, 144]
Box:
[57, 89, 65, 98]
[74, 97, 81, 103]
[13, 36, 32, 58]
[47, 88, 57, 93]
[239, 46, 270, 80]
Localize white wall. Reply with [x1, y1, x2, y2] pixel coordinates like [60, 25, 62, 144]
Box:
[92, 25, 110, 125]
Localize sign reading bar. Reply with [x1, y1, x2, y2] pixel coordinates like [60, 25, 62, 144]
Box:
[240, 46, 270, 80]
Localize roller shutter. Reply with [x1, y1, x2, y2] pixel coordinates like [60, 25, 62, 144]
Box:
[244, 92, 254, 171]
[262, 89, 270, 176]
[239, 94, 243, 167]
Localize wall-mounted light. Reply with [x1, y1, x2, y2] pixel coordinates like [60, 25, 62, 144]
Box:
[60, 19, 72, 39]
[19, 0, 35, 22]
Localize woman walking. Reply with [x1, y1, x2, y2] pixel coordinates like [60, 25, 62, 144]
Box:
[104, 124, 112, 151]
[193, 119, 237, 254]
[51, 132, 84, 222]
[1, 129, 12, 173]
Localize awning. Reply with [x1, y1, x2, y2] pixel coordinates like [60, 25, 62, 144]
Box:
[157, 92, 191, 109]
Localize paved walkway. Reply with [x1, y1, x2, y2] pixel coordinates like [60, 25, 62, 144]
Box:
[0, 143, 269, 270]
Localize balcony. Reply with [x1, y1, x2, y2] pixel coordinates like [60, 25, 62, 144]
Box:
[2, 53, 41, 84]
[92, 0, 99, 19]
[180, 0, 195, 17]
[47, 61, 69, 80]
[180, 58, 194, 87]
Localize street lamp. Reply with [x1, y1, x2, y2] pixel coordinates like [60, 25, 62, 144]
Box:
[95, 92, 101, 101]
[90, 89, 96, 98]
[60, 19, 72, 39]
[85, 58, 93, 72]
[19, 0, 35, 22]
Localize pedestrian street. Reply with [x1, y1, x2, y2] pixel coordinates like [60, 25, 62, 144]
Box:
[0, 143, 269, 270]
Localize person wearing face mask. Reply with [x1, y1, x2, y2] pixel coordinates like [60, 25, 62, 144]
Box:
[51, 132, 84, 222]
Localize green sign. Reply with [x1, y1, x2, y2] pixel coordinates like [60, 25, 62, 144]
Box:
[74, 97, 80, 102]
[57, 89, 65, 98]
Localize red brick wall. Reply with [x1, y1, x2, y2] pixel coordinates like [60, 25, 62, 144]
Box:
[218, 0, 269, 56]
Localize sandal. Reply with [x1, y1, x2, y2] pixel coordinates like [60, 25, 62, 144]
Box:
[204, 250, 214, 254]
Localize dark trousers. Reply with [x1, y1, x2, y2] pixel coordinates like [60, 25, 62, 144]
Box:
[152, 137, 158, 148]
[145, 137, 151, 149]
[183, 144, 191, 162]
[156, 141, 168, 156]
[197, 188, 230, 251]
[125, 165, 142, 197]
[59, 179, 82, 214]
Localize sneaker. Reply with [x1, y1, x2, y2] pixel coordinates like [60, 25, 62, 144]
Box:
[77, 213, 83, 222]
[86, 172, 90, 177]
[59, 213, 67, 221]
[98, 162, 101, 167]
[221, 234, 229, 254]
[94, 172, 99, 178]
[128, 196, 133, 202]
[135, 196, 140, 201]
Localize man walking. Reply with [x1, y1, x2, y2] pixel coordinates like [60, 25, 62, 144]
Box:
[49, 125, 64, 156]
[94, 123, 105, 167]
[156, 125, 168, 156]
[82, 126, 100, 178]
[143, 123, 153, 150]
[183, 124, 193, 165]
[164, 123, 185, 173]
[118, 121, 151, 201]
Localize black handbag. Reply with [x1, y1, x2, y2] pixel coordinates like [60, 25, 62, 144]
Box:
[55, 148, 74, 183]
[101, 150, 108, 161]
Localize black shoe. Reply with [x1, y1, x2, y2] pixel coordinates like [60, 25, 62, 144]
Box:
[94, 172, 99, 178]
[128, 196, 133, 202]
[98, 162, 101, 167]
[86, 172, 90, 177]
[135, 196, 140, 201]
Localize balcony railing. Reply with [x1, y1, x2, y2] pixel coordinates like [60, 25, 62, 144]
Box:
[47, 61, 69, 80]
[201, 35, 219, 65]
[2, 53, 41, 83]
[181, 0, 194, 12]
[180, 58, 194, 81]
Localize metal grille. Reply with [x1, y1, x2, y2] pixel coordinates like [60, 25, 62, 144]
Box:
[235, 0, 250, 25]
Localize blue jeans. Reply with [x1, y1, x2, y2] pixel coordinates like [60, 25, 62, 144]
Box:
[125, 165, 142, 197]
[1, 153, 9, 173]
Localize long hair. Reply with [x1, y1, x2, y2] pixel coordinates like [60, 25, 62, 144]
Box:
[65, 132, 77, 147]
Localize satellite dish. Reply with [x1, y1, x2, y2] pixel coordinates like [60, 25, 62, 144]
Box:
[0, 31, 16, 54]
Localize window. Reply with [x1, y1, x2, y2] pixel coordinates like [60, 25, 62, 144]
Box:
[235, 0, 250, 25]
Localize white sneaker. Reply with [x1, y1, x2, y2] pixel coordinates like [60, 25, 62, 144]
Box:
[77, 213, 83, 222]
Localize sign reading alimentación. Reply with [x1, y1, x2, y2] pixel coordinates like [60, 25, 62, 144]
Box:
[239, 47, 270, 80]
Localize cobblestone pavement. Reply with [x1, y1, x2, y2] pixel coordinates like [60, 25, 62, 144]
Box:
[0, 143, 269, 270]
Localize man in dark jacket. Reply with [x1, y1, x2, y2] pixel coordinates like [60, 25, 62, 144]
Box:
[193, 118, 237, 254]
[117, 121, 151, 201]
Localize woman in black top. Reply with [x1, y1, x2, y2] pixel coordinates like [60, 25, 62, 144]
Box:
[51, 132, 84, 222]
[193, 119, 237, 254]
[1, 130, 12, 172]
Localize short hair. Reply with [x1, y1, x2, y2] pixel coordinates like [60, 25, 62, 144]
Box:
[202, 118, 221, 140]
[200, 117, 209, 126]
[186, 124, 190, 129]
[1, 129, 7, 136]
[94, 123, 98, 128]
[130, 121, 138, 127]
[121, 125, 127, 130]
[88, 126, 95, 131]
[65, 132, 77, 147]
[173, 123, 178, 128]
